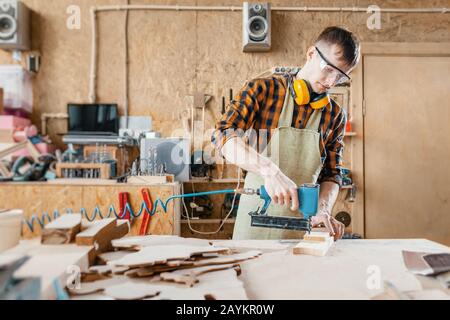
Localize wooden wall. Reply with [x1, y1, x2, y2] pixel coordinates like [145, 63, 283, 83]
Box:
[0, 182, 181, 238]
[1, 0, 450, 147]
[1, 0, 450, 238]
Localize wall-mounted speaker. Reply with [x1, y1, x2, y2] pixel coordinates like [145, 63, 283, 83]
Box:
[242, 2, 271, 52]
[0, 0, 30, 51]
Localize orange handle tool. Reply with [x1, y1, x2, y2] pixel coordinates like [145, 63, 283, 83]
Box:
[139, 188, 153, 235]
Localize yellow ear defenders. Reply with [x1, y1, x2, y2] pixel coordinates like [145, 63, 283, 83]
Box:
[292, 79, 330, 109]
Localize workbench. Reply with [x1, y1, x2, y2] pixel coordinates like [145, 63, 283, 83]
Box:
[214, 239, 450, 299]
[4, 238, 450, 300]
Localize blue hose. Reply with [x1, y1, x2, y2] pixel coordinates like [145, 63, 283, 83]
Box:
[23, 189, 237, 233]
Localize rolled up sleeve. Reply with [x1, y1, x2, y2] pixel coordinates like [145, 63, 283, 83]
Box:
[318, 107, 347, 187]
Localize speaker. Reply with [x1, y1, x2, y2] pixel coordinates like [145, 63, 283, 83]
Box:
[0, 0, 30, 51]
[242, 2, 271, 52]
[140, 137, 190, 182]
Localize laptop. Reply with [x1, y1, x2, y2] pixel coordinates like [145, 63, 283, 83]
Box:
[67, 103, 119, 136]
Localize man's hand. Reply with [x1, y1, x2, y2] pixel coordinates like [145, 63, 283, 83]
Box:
[311, 214, 345, 240]
[262, 169, 299, 211]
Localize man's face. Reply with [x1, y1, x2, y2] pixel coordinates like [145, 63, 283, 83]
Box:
[304, 43, 355, 94]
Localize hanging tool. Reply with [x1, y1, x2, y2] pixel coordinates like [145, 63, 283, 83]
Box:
[139, 188, 153, 235]
[221, 96, 226, 115]
[118, 192, 132, 220]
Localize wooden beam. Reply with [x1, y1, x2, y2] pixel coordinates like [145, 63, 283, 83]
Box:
[41, 214, 82, 245]
[76, 218, 117, 246]
[77, 219, 130, 264]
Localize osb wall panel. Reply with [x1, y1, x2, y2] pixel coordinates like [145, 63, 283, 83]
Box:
[0, 183, 180, 238]
[0, 0, 449, 147]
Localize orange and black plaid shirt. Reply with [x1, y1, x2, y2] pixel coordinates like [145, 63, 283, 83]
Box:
[211, 75, 347, 187]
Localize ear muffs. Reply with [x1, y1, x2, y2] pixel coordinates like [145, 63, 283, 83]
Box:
[292, 79, 330, 109]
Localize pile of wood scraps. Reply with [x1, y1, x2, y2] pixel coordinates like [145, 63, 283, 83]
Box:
[69, 235, 262, 300]
[41, 214, 130, 264]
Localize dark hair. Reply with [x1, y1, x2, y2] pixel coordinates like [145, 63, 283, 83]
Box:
[315, 26, 360, 67]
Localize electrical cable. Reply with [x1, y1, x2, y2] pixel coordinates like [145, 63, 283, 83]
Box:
[182, 166, 242, 235]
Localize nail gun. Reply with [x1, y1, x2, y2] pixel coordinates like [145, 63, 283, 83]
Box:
[236, 184, 320, 233]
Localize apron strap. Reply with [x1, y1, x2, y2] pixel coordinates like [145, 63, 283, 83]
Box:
[279, 77, 323, 132]
[277, 82, 295, 128]
[305, 108, 323, 132]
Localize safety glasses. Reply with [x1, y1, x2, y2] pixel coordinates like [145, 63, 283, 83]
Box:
[315, 46, 351, 85]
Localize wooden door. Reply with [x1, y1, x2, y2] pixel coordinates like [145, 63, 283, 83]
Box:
[364, 54, 450, 245]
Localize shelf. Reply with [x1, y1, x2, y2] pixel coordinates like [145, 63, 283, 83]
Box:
[180, 218, 236, 224]
[185, 179, 244, 184]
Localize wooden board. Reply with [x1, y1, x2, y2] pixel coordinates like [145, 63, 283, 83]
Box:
[76, 218, 117, 246]
[111, 235, 211, 250]
[70, 269, 248, 300]
[77, 218, 128, 264]
[363, 54, 450, 245]
[293, 228, 334, 256]
[159, 263, 240, 287]
[41, 214, 82, 245]
[121, 250, 261, 278]
[127, 175, 174, 184]
[166, 250, 262, 267]
[109, 245, 230, 268]
[303, 231, 332, 242]
[293, 230, 334, 256]
[97, 250, 135, 265]
[293, 238, 334, 256]
[4, 239, 92, 300]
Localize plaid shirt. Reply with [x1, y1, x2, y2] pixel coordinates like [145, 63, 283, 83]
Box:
[211, 76, 347, 187]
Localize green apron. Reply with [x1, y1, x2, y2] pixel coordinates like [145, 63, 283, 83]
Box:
[232, 82, 324, 240]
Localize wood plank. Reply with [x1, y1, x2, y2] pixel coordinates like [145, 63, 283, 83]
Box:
[41, 214, 82, 245]
[293, 229, 334, 256]
[303, 231, 331, 242]
[109, 245, 230, 268]
[70, 269, 248, 300]
[160, 263, 240, 287]
[77, 219, 130, 265]
[111, 235, 211, 250]
[4, 239, 92, 299]
[293, 238, 334, 256]
[76, 218, 117, 246]
[127, 175, 174, 184]
[47, 179, 116, 185]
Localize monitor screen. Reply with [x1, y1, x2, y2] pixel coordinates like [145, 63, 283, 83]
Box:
[68, 104, 119, 134]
